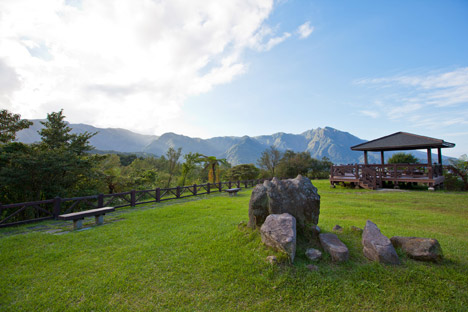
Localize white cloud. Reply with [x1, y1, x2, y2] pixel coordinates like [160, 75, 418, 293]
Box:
[356, 67, 468, 128]
[0, 0, 282, 134]
[296, 21, 314, 39]
[360, 110, 379, 118]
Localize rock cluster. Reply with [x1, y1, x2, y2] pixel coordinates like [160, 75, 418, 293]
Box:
[248, 175, 320, 232]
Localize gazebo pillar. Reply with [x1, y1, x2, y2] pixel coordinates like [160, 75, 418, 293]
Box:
[427, 148, 432, 165]
[438, 148, 442, 164]
[364, 151, 368, 165]
[380, 151, 385, 165]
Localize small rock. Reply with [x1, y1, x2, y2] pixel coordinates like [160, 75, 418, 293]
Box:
[350, 226, 363, 234]
[305, 248, 322, 261]
[333, 225, 343, 232]
[266, 255, 278, 264]
[260, 213, 297, 262]
[311, 225, 321, 236]
[390, 236, 443, 262]
[362, 220, 400, 265]
[319, 233, 349, 262]
[306, 264, 319, 271]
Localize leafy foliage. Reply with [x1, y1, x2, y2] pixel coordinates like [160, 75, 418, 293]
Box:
[225, 164, 260, 181]
[0, 109, 33, 143]
[257, 146, 282, 177]
[388, 152, 419, 164]
[448, 154, 468, 190]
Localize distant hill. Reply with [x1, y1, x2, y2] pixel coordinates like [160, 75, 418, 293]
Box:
[16, 121, 450, 165]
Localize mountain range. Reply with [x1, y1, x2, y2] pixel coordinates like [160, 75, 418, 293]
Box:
[16, 121, 443, 165]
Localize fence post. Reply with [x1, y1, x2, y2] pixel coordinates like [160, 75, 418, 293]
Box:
[228, 181, 232, 189]
[53, 197, 61, 220]
[176, 186, 181, 198]
[156, 188, 160, 202]
[207, 183, 211, 194]
[218, 182, 222, 192]
[98, 194, 104, 208]
[193, 184, 197, 196]
[237, 180, 240, 188]
[131, 190, 136, 207]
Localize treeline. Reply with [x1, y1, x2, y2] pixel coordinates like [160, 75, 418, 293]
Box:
[0, 109, 333, 205]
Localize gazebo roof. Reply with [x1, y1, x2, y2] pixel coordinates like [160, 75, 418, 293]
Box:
[351, 132, 455, 152]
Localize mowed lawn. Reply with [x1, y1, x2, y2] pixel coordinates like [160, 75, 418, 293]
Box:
[1, 180, 468, 311]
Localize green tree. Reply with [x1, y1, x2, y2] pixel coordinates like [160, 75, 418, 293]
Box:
[196, 154, 229, 183]
[0, 109, 33, 143]
[308, 156, 333, 179]
[388, 152, 419, 164]
[257, 146, 282, 178]
[179, 152, 200, 186]
[448, 154, 468, 191]
[225, 164, 260, 181]
[277, 150, 312, 178]
[165, 147, 182, 187]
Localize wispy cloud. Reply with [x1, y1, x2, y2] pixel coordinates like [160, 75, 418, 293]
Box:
[360, 110, 380, 118]
[356, 68, 468, 128]
[296, 21, 314, 39]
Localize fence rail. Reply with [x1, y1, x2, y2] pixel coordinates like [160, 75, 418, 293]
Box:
[0, 179, 267, 228]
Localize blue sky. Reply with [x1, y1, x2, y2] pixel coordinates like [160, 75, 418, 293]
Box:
[1, 0, 467, 157]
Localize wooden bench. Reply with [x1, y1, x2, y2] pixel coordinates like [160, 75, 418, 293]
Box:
[225, 188, 241, 196]
[58, 207, 115, 230]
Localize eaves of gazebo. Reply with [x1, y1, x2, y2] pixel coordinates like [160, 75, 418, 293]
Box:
[330, 132, 456, 191]
[350, 132, 455, 166]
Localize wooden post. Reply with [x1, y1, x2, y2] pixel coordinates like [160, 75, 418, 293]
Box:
[53, 197, 61, 220]
[364, 151, 368, 165]
[156, 188, 161, 202]
[193, 184, 197, 196]
[207, 183, 211, 194]
[218, 182, 222, 192]
[381, 151, 385, 165]
[228, 181, 232, 189]
[131, 190, 136, 207]
[427, 148, 432, 165]
[237, 180, 240, 188]
[176, 186, 181, 198]
[98, 194, 104, 208]
[437, 148, 442, 164]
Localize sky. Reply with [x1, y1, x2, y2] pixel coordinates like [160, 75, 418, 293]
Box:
[1, 0, 467, 157]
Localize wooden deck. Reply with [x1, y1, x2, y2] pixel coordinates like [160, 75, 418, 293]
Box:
[330, 164, 444, 190]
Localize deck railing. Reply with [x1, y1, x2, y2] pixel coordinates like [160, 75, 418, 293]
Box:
[330, 163, 444, 185]
[0, 179, 265, 228]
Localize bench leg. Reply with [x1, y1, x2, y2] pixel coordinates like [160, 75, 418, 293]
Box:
[73, 219, 84, 230]
[95, 215, 104, 225]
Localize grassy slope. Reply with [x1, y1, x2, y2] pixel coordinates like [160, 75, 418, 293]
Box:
[1, 181, 467, 311]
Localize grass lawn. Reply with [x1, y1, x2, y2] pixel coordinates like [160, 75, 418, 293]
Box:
[1, 180, 468, 311]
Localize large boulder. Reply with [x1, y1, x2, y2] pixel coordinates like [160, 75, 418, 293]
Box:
[319, 233, 349, 262]
[260, 213, 297, 262]
[248, 175, 320, 232]
[390, 236, 443, 262]
[362, 220, 400, 265]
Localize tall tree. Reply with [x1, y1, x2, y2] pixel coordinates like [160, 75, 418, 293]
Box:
[0, 109, 33, 143]
[257, 146, 282, 177]
[196, 154, 229, 183]
[165, 147, 182, 187]
[448, 154, 468, 191]
[179, 152, 199, 186]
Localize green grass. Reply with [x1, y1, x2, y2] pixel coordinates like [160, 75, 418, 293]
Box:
[1, 180, 468, 311]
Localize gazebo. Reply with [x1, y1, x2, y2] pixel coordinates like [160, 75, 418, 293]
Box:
[329, 132, 455, 190]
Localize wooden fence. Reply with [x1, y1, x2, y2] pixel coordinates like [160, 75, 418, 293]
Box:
[0, 179, 266, 228]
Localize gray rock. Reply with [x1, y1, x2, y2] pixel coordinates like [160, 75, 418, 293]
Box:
[333, 224, 343, 232]
[248, 175, 320, 232]
[260, 213, 297, 262]
[362, 220, 400, 265]
[305, 248, 322, 261]
[390, 236, 443, 262]
[319, 233, 349, 262]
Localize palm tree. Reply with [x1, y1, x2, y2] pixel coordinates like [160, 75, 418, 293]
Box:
[195, 154, 229, 183]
